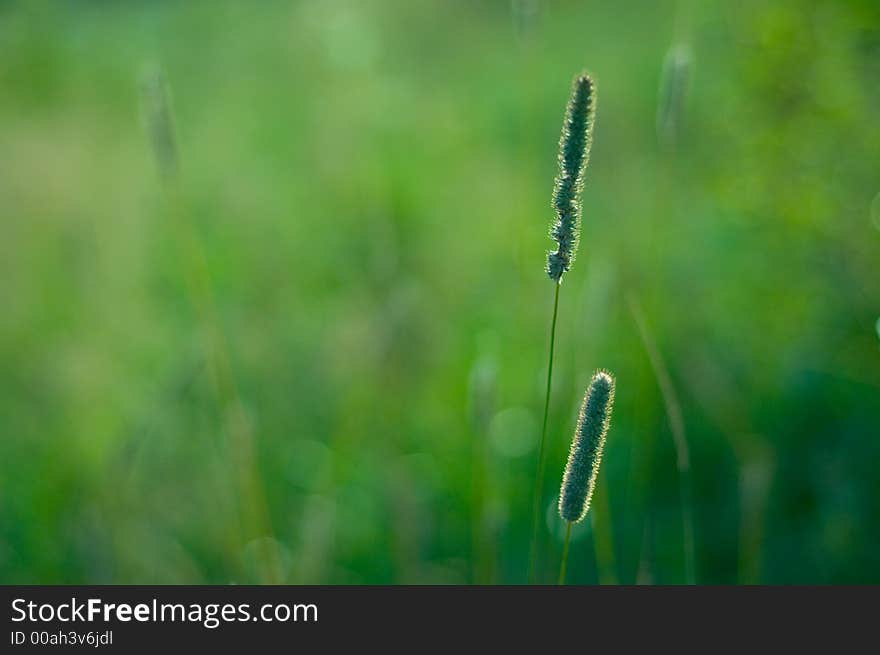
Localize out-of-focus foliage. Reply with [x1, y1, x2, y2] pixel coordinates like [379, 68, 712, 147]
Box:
[1, 0, 879, 584]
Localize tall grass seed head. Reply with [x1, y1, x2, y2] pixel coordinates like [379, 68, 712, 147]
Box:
[140, 65, 179, 180]
[558, 370, 615, 523]
[656, 44, 692, 148]
[547, 73, 596, 281]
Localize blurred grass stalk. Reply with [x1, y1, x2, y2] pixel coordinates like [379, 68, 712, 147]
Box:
[627, 294, 696, 584]
[140, 66, 281, 584]
[618, 38, 698, 584]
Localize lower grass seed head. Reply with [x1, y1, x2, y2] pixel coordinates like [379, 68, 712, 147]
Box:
[558, 370, 615, 523]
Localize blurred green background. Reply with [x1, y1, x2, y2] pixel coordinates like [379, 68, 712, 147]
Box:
[2, 0, 879, 584]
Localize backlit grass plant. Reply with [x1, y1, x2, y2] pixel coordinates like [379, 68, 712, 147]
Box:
[528, 72, 597, 582]
[557, 370, 615, 584]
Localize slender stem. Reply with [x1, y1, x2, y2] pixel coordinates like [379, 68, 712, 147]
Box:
[528, 281, 561, 583]
[558, 522, 573, 585]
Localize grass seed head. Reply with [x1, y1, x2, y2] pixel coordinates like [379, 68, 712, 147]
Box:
[558, 370, 615, 523]
[547, 73, 596, 281]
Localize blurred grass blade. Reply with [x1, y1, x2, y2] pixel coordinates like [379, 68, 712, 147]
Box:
[627, 293, 696, 584]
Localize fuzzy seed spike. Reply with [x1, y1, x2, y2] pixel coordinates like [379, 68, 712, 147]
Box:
[547, 73, 596, 281]
[558, 370, 615, 523]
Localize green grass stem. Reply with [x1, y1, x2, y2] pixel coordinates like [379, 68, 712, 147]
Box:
[528, 280, 561, 583]
[558, 522, 572, 584]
